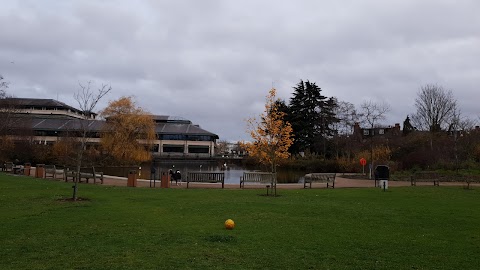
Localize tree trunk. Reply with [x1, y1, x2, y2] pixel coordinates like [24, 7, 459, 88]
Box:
[430, 133, 433, 151]
[73, 140, 84, 201]
[370, 127, 374, 181]
[72, 178, 79, 201]
[73, 159, 81, 201]
[271, 156, 277, 197]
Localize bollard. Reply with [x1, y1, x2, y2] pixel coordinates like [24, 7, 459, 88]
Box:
[150, 167, 157, 188]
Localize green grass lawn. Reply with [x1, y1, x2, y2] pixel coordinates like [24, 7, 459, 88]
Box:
[1, 173, 479, 269]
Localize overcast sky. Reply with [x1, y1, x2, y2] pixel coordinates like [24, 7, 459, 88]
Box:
[1, 0, 479, 141]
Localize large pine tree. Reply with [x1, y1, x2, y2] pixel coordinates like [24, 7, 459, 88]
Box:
[287, 80, 337, 155]
[317, 97, 339, 158]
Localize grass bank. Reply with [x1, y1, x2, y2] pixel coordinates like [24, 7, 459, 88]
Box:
[1, 173, 479, 269]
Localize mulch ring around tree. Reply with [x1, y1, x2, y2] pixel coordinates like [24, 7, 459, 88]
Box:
[56, 197, 91, 203]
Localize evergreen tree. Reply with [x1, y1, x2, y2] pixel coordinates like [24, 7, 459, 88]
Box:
[317, 97, 339, 158]
[274, 99, 289, 116]
[288, 80, 332, 154]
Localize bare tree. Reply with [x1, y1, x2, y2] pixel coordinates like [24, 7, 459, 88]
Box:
[0, 75, 8, 97]
[0, 75, 13, 135]
[450, 108, 461, 172]
[456, 116, 477, 132]
[332, 99, 360, 159]
[360, 100, 390, 179]
[0, 76, 22, 162]
[71, 81, 111, 201]
[448, 108, 478, 171]
[412, 84, 457, 132]
[215, 140, 229, 156]
[360, 100, 390, 130]
[0, 75, 12, 161]
[412, 84, 457, 151]
[334, 100, 362, 134]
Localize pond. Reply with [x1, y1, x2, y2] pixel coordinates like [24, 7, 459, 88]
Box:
[98, 161, 307, 184]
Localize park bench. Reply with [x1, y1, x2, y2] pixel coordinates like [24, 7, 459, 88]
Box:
[240, 172, 275, 189]
[64, 167, 104, 184]
[186, 172, 225, 188]
[4, 162, 14, 172]
[13, 165, 24, 174]
[304, 173, 336, 188]
[44, 165, 61, 179]
[411, 171, 440, 186]
[4, 162, 24, 174]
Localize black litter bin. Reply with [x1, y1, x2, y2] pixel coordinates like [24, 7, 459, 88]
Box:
[374, 165, 389, 189]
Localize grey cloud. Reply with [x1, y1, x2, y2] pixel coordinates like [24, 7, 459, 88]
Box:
[1, 0, 479, 141]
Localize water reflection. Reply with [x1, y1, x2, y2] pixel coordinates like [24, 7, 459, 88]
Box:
[98, 161, 306, 184]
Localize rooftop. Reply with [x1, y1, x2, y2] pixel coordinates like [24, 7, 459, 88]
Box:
[3, 98, 219, 139]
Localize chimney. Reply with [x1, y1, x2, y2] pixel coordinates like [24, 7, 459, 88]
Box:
[354, 122, 361, 134]
[393, 123, 401, 135]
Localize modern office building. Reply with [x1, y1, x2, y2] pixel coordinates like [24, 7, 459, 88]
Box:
[0, 98, 218, 158]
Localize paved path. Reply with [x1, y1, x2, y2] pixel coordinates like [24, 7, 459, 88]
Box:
[23, 168, 476, 189]
[100, 175, 477, 189]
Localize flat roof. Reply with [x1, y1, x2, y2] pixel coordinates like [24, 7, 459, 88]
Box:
[15, 116, 219, 138]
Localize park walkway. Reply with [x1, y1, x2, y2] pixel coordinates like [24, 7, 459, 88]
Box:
[101, 175, 478, 189]
[10, 168, 477, 189]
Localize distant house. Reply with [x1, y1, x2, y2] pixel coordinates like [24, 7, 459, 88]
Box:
[353, 122, 401, 141]
[0, 98, 219, 158]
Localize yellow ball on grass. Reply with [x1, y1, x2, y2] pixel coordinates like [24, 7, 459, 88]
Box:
[225, 219, 235, 230]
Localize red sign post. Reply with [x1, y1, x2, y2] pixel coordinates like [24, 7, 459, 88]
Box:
[359, 158, 367, 174]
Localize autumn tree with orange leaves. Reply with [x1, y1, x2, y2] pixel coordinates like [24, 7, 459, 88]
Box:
[100, 96, 156, 165]
[245, 88, 294, 195]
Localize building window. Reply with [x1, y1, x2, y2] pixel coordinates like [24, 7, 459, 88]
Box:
[188, 146, 210, 154]
[163, 145, 184, 153]
[187, 135, 212, 141]
[378, 129, 385, 135]
[363, 130, 369, 136]
[161, 134, 187, 141]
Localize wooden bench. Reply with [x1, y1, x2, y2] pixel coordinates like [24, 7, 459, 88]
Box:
[240, 172, 275, 189]
[45, 165, 57, 178]
[4, 162, 14, 172]
[411, 171, 440, 186]
[186, 172, 225, 188]
[44, 165, 65, 179]
[13, 165, 24, 174]
[64, 167, 104, 184]
[304, 173, 336, 188]
[3, 162, 24, 174]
